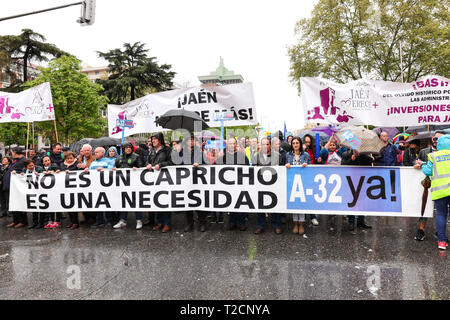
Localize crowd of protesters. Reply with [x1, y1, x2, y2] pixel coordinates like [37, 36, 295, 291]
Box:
[0, 129, 449, 250]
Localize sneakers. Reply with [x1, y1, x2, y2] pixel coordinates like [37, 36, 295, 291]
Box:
[113, 220, 127, 229]
[438, 241, 448, 250]
[45, 222, 56, 229]
[357, 222, 372, 229]
[311, 218, 319, 226]
[136, 220, 143, 230]
[415, 229, 426, 241]
[162, 225, 171, 233]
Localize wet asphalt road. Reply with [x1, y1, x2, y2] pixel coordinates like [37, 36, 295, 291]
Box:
[0, 212, 448, 300]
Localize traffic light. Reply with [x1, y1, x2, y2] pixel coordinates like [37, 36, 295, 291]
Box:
[77, 0, 96, 26]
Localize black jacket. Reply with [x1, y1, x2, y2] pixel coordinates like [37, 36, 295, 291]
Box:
[0, 165, 10, 188]
[216, 150, 249, 165]
[146, 132, 172, 167]
[3, 157, 26, 191]
[251, 151, 285, 166]
[402, 148, 419, 166]
[341, 150, 374, 166]
[116, 152, 143, 168]
[176, 146, 210, 165]
[47, 151, 64, 166]
[60, 161, 81, 171]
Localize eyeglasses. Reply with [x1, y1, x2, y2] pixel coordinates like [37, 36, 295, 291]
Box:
[432, 137, 439, 142]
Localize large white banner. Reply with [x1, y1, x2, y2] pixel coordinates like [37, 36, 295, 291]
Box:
[0, 82, 55, 123]
[10, 166, 432, 218]
[107, 83, 257, 138]
[301, 75, 450, 126]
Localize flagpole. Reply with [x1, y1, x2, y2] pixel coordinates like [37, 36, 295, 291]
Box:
[53, 119, 59, 143]
[26, 122, 30, 158]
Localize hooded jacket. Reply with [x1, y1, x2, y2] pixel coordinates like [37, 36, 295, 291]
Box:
[422, 135, 450, 176]
[116, 151, 143, 168]
[146, 132, 172, 167]
[106, 146, 119, 167]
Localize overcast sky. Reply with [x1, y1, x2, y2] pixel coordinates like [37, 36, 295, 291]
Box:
[1, 0, 318, 134]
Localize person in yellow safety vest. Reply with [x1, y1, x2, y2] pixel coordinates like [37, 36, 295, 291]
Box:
[417, 134, 450, 250]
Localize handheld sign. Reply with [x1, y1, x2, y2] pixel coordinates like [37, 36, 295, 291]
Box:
[341, 130, 362, 150]
[213, 111, 235, 150]
[117, 119, 134, 153]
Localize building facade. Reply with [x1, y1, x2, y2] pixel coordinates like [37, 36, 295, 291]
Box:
[198, 57, 244, 86]
[81, 63, 109, 83]
[0, 60, 40, 89]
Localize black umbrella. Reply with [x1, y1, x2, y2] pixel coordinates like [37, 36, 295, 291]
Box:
[405, 132, 432, 142]
[89, 137, 121, 149]
[69, 138, 93, 153]
[155, 109, 209, 132]
[405, 125, 450, 134]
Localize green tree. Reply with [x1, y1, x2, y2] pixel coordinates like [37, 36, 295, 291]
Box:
[0, 123, 28, 147]
[0, 29, 68, 87]
[97, 42, 176, 104]
[23, 56, 109, 145]
[288, 0, 449, 91]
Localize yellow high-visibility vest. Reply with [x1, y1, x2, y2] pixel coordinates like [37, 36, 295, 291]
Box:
[428, 150, 450, 200]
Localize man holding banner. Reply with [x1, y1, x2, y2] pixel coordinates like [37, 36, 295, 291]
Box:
[216, 137, 249, 231]
[341, 149, 374, 231]
[252, 137, 285, 235]
[173, 136, 211, 232]
[113, 142, 144, 230]
[146, 132, 173, 233]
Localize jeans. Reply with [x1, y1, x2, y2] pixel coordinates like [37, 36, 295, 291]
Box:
[292, 214, 305, 222]
[257, 213, 281, 229]
[32, 212, 46, 225]
[348, 215, 365, 224]
[48, 212, 61, 223]
[0, 190, 9, 215]
[96, 212, 112, 224]
[158, 212, 171, 226]
[211, 212, 224, 222]
[229, 212, 245, 226]
[434, 196, 450, 242]
[13, 212, 27, 224]
[120, 212, 142, 222]
[186, 211, 207, 225]
[69, 212, 79, 225]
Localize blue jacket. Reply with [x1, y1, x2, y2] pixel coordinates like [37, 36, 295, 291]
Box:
[105, 146, 119, 167]
[422, 135, 450, 176]
[89, 157, 115, 170]
[285, 152, 311, 165]
[374, 143, 398, 166]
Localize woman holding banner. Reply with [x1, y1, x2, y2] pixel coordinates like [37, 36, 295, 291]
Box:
[286, 137, 310, 235]
[5, 147, 27, 229]
[302, 134, 319, 226]
[0, 156, 12, 218]
[60, 151, 82, 230]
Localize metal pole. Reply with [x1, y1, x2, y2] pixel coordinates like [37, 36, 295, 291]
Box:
[0, 2, 82, 22]
[120, 125, 125, 155]
[399, 41, 404, 83]
[221, 120, 224, 151]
